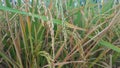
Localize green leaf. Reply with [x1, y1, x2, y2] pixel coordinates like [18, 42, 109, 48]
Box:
[0, 52, 15, 66]
[0, 6, 61, 24]
[5, 0, 12, 8]
[102, 0, 114, 13]
[100, 40, 120, 53]
[17, 0, 21, 6]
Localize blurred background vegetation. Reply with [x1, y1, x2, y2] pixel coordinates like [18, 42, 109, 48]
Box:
[0, 0, 120, 68]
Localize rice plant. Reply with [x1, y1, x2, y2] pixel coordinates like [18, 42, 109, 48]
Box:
[0, 0, 120, 68]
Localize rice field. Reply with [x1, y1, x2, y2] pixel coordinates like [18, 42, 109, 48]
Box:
[0, 0, 120, 68]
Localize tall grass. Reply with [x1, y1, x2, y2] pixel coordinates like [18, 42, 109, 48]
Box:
[0, 0, 120, 68]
